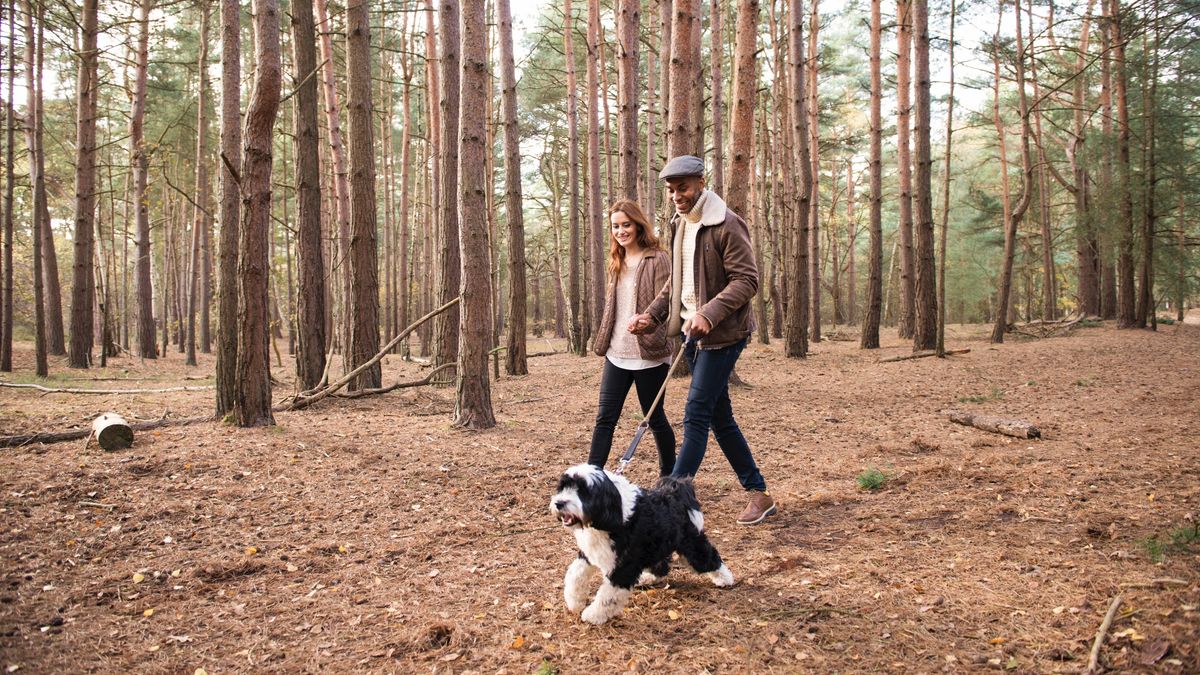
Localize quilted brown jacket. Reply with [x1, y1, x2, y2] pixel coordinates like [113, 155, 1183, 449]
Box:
[593, 248, 673, 360]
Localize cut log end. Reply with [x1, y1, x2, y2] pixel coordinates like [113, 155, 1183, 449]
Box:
[92, 413, 134, 451]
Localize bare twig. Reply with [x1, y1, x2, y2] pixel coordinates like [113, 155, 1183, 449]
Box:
[0, 382, 214, 395]
[1085, 594, 1122, 675]
[879, 348, 970, 363]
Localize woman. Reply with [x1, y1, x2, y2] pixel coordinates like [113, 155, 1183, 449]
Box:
[588, 200, 676, 475]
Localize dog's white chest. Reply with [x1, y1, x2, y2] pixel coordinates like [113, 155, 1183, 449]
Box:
[574, 528, 617, 575]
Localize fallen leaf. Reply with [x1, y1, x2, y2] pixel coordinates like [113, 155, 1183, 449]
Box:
[194, 669, 207, 675]
[132, 573, 145, 584]
[147, 645, 160, 652]
[668, 609, 680, 620]
[510, 635, 525, 649]
[990, 637, 1007, 645]
[439, 653, 460, 662]
[244, 547, 257, 555]
[286, 564, 298, 572]
[1139, 638, 1170, 665]
[767, 634, 780, 645]
[338, 545, 347, 554]
[143, 608, 155, 618]
[171, 570, 181, 578]
[541, 632, 552, 639]
[1005, 656, 1018, 670]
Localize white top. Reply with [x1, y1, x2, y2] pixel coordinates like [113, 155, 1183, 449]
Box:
[679, 192, 708, 325]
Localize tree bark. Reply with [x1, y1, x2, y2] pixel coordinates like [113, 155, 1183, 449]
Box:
[1109, 0, 1135, 328]
[807, 0, 821, 343]
[422, 0, 440, 355]
[185, 1, 211, 367]
[68, 0, 100, 368]
[1070, 5, 1099, 316]
[895, 0, 915, 340]
[710, 0, 724, 197]
[1135, 0, 1158, 329]
[911, 0, 936, 351]
[667, 0, 698, 158]
[785, 0, 811, 358]
[22, 0, 46, 376]
[345, 0, 381, 390]
[1026, 2, 1055, 322]
[725, 0, 758, 219]
[292, 0, 326, 389]
[617, 0, 639, 201]
[0, 0, 13, 372]
[498, 0, 528, 376]
[454, 0, 496, 429]
[936, 0, 955, 356]
[859, 0, 882, 350]
[564, 0, 582, 354]
[215, 0, 239, 414]
[235, 0, 282, 427]
[435, 0, 462, 367]
[586, 0, 605, 338]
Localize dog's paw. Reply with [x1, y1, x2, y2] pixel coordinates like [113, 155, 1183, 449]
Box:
[707, 564, 735, 588]
[564, 593, 587, 613]
[636, 570, 663, 587]
[581, 603, 616, 625]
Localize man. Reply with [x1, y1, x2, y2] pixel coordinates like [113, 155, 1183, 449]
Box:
[629, 155, 777, 525]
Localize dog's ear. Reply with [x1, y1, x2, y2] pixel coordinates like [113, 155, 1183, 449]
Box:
[587, 474, 625, 531]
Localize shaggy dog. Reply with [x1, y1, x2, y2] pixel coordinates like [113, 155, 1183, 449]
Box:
[549, 463, 735, 625]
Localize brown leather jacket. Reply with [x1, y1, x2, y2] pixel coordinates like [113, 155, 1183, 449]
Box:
[593, 248, 673, 360]
[645, 191, 758, 350]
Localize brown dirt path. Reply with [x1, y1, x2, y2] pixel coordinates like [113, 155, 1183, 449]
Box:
[1, 317, 1198, 672]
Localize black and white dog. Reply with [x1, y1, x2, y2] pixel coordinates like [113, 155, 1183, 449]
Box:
[549, 463, 735, 625]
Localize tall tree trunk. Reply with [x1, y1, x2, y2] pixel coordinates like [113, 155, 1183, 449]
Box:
[990, 0, 1035, 343]
[1070, 5, 1099, 316]
[498, 0, 527, 376]
[895, 0, 915, 340]
[846, 160, 857, 325]
[786, 0, 811, 358]
[422, 0, 440, 355]
[710, 0, 724, 197]
[807, 0, 821, 342]
[235, 0, 282, 427]
[454, 0, 496, 429]
[397, 11, 413, 353]
[667, 0, 698, 158]
[1098, 13, 1116, 320]
[1135, 0, 1157, 329]
[185, 1, 211, 367]
[617, 0, 639, 201]
[0, 0, 14, 372]
[564, 0, 582, 354]
[22, 0, 46, 375]
[293, 0, 326, 389]
[67, 0, 100, 368]
[215, 0, 239, 414]
[586, 0, 604, 337]
[860, 0, 882, 349]
[345, 0, 381, 390]
[936, 0, 954, 355]
[1109, 0, 1135, 328]
[911, 0, 936, 350]
[724, 0, 758, 219]
[314, 0, 353, 361]
[1026, 1, 1054, 321]
[435, 0, 462, 367]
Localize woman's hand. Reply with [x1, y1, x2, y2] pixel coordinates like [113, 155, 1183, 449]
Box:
[627, 313, 655, 335]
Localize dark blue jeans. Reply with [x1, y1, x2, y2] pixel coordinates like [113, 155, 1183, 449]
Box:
[588, 360, 677, 476]
[671, 337, 767, 491]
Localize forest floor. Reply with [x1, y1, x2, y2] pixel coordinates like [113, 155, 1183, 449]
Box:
[1, 313, 1198, 673]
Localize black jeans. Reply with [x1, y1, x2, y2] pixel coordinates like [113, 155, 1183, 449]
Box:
[587, 359, 677, 476]
[670, 337, 767, 491]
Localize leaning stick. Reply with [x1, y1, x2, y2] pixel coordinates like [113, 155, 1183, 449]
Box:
[281, 296, 461, 411]
[1085, 594, 1122, 675]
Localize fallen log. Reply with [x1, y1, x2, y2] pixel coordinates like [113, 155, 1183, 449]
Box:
[0, 382, 214, 395]
[91, 413, 134, 451]
[0, 414, 211, 449]
[879, 348, 970, 363]
[948, 410, 1041, 439]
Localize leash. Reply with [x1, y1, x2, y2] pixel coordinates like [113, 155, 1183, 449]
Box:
[615, 335, 691, 475]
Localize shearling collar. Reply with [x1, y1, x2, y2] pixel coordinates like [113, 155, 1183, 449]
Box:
[681, 189, 728, 227]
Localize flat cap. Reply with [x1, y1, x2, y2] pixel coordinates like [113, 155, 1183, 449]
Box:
[659, 155, 705, 180]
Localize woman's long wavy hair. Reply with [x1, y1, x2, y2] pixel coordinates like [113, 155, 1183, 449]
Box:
[607, 200, 663, 280]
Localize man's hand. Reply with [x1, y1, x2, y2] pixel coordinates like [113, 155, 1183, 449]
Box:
[682, 314, 712, 339]
[627, 313, 656, 335]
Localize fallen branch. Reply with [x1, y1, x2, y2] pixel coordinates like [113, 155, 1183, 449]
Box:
[1118, 578, 1189, 589]
[948, 410, 1041, 439]
[1085, 594, 1123, 675]
[758, 607, 856, 620]
[0, 414, 211, 448]
[331, 363, 456, 399]
[879, 348, 970, 363]
[1010, 314, 1086, 339]
[280, 296, 461, 412]
[0, 382, 214, 395]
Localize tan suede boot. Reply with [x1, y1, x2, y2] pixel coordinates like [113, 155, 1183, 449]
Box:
[736, 491, 777, 525]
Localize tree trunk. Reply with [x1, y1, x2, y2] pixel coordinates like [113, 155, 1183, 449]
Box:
[1026, 1, 1055, 322]
[234, 0, 282, 427]
[22, 0, 46, 376]
[1070, 6, 1099, 316]
[498, 0, 528, 376]
[292, 0, 326, 389]
[422, 0, 440, 355]
[0, 0, 13, 372]
[396, 11, 413, 352]
[667, 0, 698, 158]
[185, 1, 211, 367]
[724, 0, 759, 219]
[785, 0, 811, 358]
[564, 0, 582, 354]
[617, 0, 639, 201]
[454, 0, 496, 429]
[1098, 14, 1116, 320]
[846, 160, 857, 325]
[344, 0, 381, 390]
[586, 0, 605, 340]
[895, 0, 914, 340]
[1135, 0, 1158, 329]
[435, 0, 462, 367]
[936, 0, 955, 356]
[1109, 0, 1135, 328]
[710, 0, 724, 197]
[215, 0, 239, 414]
[911, 0, 936, 351]
[859, 0, 882, 350]
[807, 0, 820, 343]
[67, 0, 100, 368]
